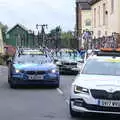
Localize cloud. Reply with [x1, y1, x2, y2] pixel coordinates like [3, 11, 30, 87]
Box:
[0, 0, 75, 31]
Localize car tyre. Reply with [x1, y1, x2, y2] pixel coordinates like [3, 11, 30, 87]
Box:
[9, 81, 16, 89]
[56, 84, 59, 88]
[55, 79, 60, 88]
[8, 71, 11, 84]
[55, 81, 59, 88]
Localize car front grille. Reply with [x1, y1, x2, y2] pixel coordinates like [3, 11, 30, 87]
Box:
[85, 104, 120, 112]
[23, 71, 46, 75]
[90, 89, 120, 100]
[63, 62, 77, 66]
[62, 62, 77, 68]
[72, 98, 120, 112]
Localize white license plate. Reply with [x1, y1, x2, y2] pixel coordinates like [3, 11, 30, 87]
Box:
[28, 75, 43, 80]
[98, 100, 120, 107]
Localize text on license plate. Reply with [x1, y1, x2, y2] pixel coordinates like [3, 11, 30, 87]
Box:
[28, 75, 43, 80]
[98, 100, 120, 107]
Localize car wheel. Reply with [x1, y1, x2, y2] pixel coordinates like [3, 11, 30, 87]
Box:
[8, 71, 11, 84]
[56, 83, 59, 88]
[55, 81, 59, 88]
[69, 100, 79, 117]
[9, 81, 16, 89]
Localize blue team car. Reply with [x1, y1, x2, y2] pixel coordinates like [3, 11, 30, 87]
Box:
[8, 50, 60, 88]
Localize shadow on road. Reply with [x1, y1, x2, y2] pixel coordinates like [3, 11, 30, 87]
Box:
[60, 72, 78, 76]
[11, 86, 58, 90]
[75, 113, 120, 120]
[2, 82, 58, 90]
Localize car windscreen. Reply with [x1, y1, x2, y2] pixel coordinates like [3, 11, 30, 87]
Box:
[82, 58, 120, 76]
[58, 51, 80, 58]
[14, 55, 52, 64]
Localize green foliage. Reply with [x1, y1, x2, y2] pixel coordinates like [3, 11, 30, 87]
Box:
[0, 22, 8, 43]
[61, 31, 74, 40]
[0, 22, 8, 33]
[0, 54, 13, 65]
[49, 26, 61, 37]
[48, 27, 76, 48]
[61, 31, 74, 48]
[0, 55, 5, 65]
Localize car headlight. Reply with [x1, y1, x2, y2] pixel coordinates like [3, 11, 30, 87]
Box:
[51, 68, 59, 73]
[15, 69, 20, 73]
[51, 69, 56, 73]
[74, 85, 89, 94]
[56, 61, 62, 65]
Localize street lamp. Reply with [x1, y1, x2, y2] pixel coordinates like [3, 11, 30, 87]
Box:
[55, 26, 61, 49]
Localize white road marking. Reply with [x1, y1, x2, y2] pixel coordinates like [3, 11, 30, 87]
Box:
[65, 99, 69, 105]
[56, 88, 69, 105]
[57, 88, 63, 95]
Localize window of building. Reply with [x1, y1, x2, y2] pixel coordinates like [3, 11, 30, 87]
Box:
[111, 0, 114, 13]
[85, 19, 91, 26]
[98, 30, 101, 37]
[98, 6, 100, 26]
[94, 8, 96, 27]
[103, 3, 106, 25]
[105, 31, 107, 36]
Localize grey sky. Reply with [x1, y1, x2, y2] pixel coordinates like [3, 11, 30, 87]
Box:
[0, 0, 75, 32]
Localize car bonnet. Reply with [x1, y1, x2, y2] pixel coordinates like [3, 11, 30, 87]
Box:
[73, 74, 120, 92]
[13, 63, 56, 71]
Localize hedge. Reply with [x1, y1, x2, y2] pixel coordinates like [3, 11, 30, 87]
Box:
[0, 56, 4, 65]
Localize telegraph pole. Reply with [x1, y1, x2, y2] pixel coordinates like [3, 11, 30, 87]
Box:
[36, 24, 48, 47]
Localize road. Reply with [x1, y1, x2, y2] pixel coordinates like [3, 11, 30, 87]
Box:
[0, 66, 120, 120]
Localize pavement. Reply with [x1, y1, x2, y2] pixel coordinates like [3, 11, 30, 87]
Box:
[0, 66, 120, 120]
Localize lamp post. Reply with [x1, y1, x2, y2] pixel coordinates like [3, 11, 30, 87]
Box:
[55, 26, 61, 49]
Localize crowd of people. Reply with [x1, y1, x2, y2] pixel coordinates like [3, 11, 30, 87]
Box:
[100, 36, 116, 48]
[94, 36, 117, 49]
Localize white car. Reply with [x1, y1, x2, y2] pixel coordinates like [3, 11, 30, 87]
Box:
[70, 51, 120, 117]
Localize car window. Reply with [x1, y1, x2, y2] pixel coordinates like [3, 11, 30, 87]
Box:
[82, 58, 120, 76]
[14, 55, 52, 64]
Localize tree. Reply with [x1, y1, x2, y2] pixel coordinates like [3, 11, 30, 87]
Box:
[61, 31, 74, 48]
[49, 26, 61, 37]
[0, 22, 8, 43]
[48, 27, 76, 48]
[48, 26, 62, 48]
